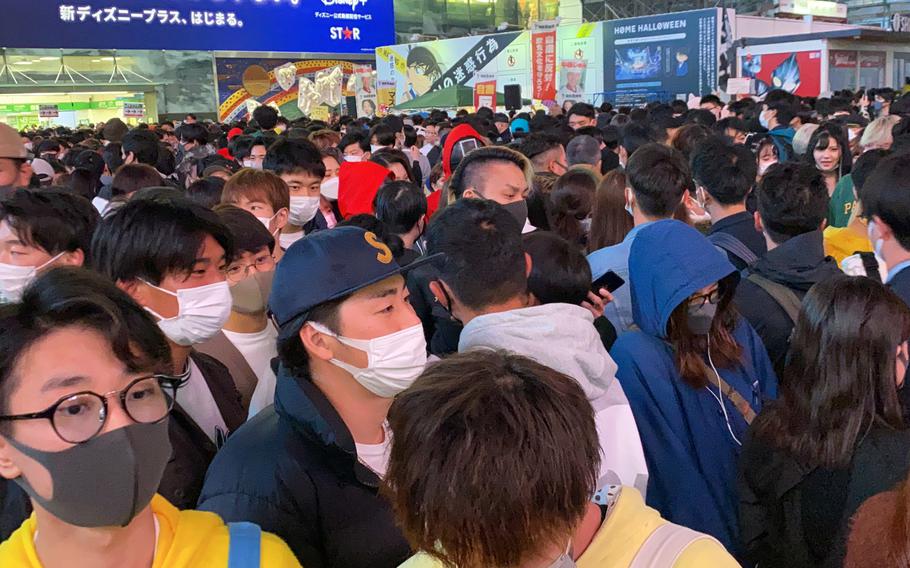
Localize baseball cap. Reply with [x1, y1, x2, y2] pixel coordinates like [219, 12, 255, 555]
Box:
[30, 158, 55, 184]
[493, 112, 510, 124]
[0, 123, 28, 159]
[269, 226, 438, 337]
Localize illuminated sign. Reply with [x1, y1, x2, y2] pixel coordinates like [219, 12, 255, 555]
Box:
[777, 0, 847, 19]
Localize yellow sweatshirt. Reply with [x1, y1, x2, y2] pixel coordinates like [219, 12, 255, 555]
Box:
[400, 487, 738, 568]
[0, 495, 302, 568]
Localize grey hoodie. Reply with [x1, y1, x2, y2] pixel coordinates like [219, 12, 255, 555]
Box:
[459, 303, 649, 494]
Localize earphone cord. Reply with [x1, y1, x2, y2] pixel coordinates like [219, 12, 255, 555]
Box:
[706, 339, 743, 447]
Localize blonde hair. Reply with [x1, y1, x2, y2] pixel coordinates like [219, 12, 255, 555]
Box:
[860, 115, 900, 151]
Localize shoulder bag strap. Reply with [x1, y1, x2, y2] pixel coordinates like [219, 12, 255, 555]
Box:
[228, 521, 262, 568]
[709, 232, 759, 266]
[746, 273, 803, 324]
[704, 370, 758, 425]
[630, 522, 718, 568]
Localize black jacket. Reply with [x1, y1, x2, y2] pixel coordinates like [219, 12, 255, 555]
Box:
[0, 480, 29, 542]
[734, 230, 842, 378]
[197, 366, 411, 568]
[708, 211, 767, 271]
[406, 262, 462, 356]
[739, 426, 910, 568]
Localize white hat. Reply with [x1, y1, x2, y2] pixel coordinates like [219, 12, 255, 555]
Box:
[31, 158, 55, 183]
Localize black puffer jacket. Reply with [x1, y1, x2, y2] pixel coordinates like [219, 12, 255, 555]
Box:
[197, 365, 411, 568]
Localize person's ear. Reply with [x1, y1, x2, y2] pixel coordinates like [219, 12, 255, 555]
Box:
[525, 252, 533, 278]
[0, 437, 22, 481]
[624, 186, 635, 211]
[874, 216, 895, 242]
[274, 207, 290, 231]
[462, 187, 479, 200]
[60, 249, 84, 267]
[300, 323, 336, 362]
[428, 280, 447, 307]
[117, 279, 146, 306]
[754, 212, 764, 234]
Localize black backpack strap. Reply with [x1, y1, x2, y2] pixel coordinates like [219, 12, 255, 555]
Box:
[746, 273, 803, 324]
[709, 231, 759, 266]
[857, 251, 882, 282]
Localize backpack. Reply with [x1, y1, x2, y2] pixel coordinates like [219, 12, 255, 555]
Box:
[746, 273, 802, 324]
[228, 522, 261, 568]
[708, 232, 759, 267]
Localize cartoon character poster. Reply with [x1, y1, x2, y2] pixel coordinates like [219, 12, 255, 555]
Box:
[615, 46, 661, 81]
[740, 51, 821, 97]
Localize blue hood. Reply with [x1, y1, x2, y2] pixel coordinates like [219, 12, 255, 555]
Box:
[629, 220, 736, 338]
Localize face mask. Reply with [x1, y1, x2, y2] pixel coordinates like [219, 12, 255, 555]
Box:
[100, 174, 113, 186]
[868, 220, 884, 257]
[759, 111, 770, 130]
[7, 421, 171, 528]
[547, 554, 577, 568]
[0, 253, 64, 304]
[257, 211, 280, 233]
[624, 202, 634, 217]
[501, 200, 528, 229]
[309, 321, 427, 398]
[288, 195, 320, 225]
[321, 176, 339, 200]
[758, 161, 777, 176]
[687, 301, 717, 335]
[874, 101, 884, 112]
[143, 280, 232, 346]
[230, 270, 274, 314]
[370, 144, 385, 153]
[344, 154, 363, 163]
[242, 159, 263, 170]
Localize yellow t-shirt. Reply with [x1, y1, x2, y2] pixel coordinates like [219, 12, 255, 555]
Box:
[0, 495, 301, 568]
[399, 487, 737, 568]
[823, 226, 872, 267]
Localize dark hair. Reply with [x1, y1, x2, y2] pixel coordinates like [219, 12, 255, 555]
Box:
[406, 46, 442, 81]
[186, 177, 226, 209]
[0, 267, 171, 414]
[122, 129, 160, 166]
[111, 163, 162, 198]
[427, 199, 526, 311]
[752, 277, 908, 467]
[714, 117, 748, 139]
[213, 204, 275, 255]
[91, 196, 234, 285]
[276, 294, 348, 380]
[370, 148, 418, 185]
[524, 232, 591, 305]
[449, 146, 528, 200]
[547, 169, 596, 247]
[373, 180, 427, 235]
[337, 214, 405, 260]
[862, 153, 910, 250]
[369, 124, 398, 147]
[155, 143, 176, 177]
[526, 173, 557, 231]
[263, 138, 325, 179]
[671, 123, 712, 162]
[588, 170, 633, 251]
[383, 349, 599, 568]
[101, 142, 124, 175]
[567, 102, 595, 120]
[691, 136, 757, 205]
[516, 133, 564, 171]
[804, 122, 853, 177]
[766, 99, 797, 126]
[176, 123, 209, 146]
[852, 148, 890, 196]
[701, 94, 722, 108]
[684, 109, 717, 128]
[66, 168, 99, 201]
[756, 162, 828, 244]
[619, 122, 655, 157]
[229, 135, 264, 161]
[339, 130, 370, 154]
[626, 143, 690, 218]
[252, 106, 279, 131]
[0, 189, 99, 263]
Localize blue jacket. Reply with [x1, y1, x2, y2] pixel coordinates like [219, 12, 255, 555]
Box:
[610, 220, 778, 556]
[768, 125, 795, 162]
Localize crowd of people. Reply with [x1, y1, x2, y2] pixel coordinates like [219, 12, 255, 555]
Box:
[0, 87, 909, 567]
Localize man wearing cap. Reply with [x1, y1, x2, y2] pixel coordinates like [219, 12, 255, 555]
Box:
[0, 123, 33, 192]
[492, 113, 513, 144]
[198, 226, 433, 568]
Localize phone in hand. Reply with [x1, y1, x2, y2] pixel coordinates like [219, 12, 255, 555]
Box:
[591, 270, 625, 294]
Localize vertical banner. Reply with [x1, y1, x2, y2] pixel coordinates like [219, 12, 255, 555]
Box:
[473, 71, 497, 111]
[531, 20, 558, 101]
[377, 79, 396, 116]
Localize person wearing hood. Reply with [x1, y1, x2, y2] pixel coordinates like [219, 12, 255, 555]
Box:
[610, 219, 778, 557]
[197, 206, 279, 419]
[428, 123, 487, 219]
[734, 162, 843, 379]
[758, 100, 796, 162]
[427, 198, 649, 493]
[587, 144, 690, 336]
[198, 227, 438, 567]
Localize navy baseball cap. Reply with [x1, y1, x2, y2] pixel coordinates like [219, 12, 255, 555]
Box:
[269, 226, 438, 336]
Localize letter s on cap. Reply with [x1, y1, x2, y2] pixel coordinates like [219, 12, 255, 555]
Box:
[364, 231, 393, 264]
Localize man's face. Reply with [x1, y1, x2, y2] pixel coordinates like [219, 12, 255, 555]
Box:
[343, 143, 367, 160]
[701, 102, 722, 119]
[566, 71, 581, 89]
[244, 145, 267, 169]
[281, 172, 322, 198]
[568, 114, 595, 130]
[135, 234, 227, 321]
[226, 245, 275, 290]
[0, 220, 60, 267]
[0, 159, 28, 188]
[424, 125, 439, 145]
[463, 161, 529, 205]
[184, 116, 196, 124]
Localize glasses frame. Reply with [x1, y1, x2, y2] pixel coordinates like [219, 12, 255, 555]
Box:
[689, 288, 722, 309]
[225, 255, 276, 283]
[0, 375, 184, 444]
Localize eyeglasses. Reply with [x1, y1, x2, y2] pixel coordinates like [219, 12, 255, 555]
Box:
[689, 288, 721, 308]
[225, 255, 275, 283]
[0, 375, 182, 444]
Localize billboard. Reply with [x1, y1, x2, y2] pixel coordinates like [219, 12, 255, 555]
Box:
[0, 0, 394, 54]
[375, 23, 603, 107]
[741, 51, 822, 97]
[602, 9, 720, 102]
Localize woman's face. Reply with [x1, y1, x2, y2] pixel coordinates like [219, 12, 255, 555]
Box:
[322, 156, 340, 180]
[757, 144, 777, 177]
[814, 141, 841, 173]
[388, 162, 409, 181]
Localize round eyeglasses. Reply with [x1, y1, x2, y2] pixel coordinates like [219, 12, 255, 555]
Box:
[0, 375, 182, 444]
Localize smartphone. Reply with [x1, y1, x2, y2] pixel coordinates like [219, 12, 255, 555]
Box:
[591, 270, 625, 294]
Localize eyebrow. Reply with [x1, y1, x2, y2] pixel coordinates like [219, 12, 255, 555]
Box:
[368, 286, 400, 300]
[194, 254, 227, 267]
[41, 375, 89, 393]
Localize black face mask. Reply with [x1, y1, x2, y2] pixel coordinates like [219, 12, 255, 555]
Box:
[435, 281, 463, 325]
[501, 200, 528, 230]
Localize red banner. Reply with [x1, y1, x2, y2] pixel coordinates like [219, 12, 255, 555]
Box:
[531, 20, 558, 102]
[473, 71, 496, 111]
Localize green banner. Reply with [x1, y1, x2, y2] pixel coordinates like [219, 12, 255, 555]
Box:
[0, 99, 143, 113]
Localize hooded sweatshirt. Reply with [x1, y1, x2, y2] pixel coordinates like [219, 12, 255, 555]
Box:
[459, 303, 649, 493]
[338, 160, 393, 218]
[609, 220, 778, 557]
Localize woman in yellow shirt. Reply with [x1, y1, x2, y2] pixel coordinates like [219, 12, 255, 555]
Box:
[0, 268, 300, 568]
[384, 350, 738, 568]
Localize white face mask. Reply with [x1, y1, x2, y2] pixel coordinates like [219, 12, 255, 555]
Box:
[256, 210, 281, 234]
[309, 321, 427, 398]
[0, 253, 64, 304]
[320, 176, 339, 200]
[142, 280, 232, 346]
[370, 144, 385, 154]
[868, 220, 885, 258]
[242, 159, 263, 170]
[344, 155, 363, 163]
[758, 161, 777, 176]
[759, 110, 771, 130]
[288, 195, 320, 226]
